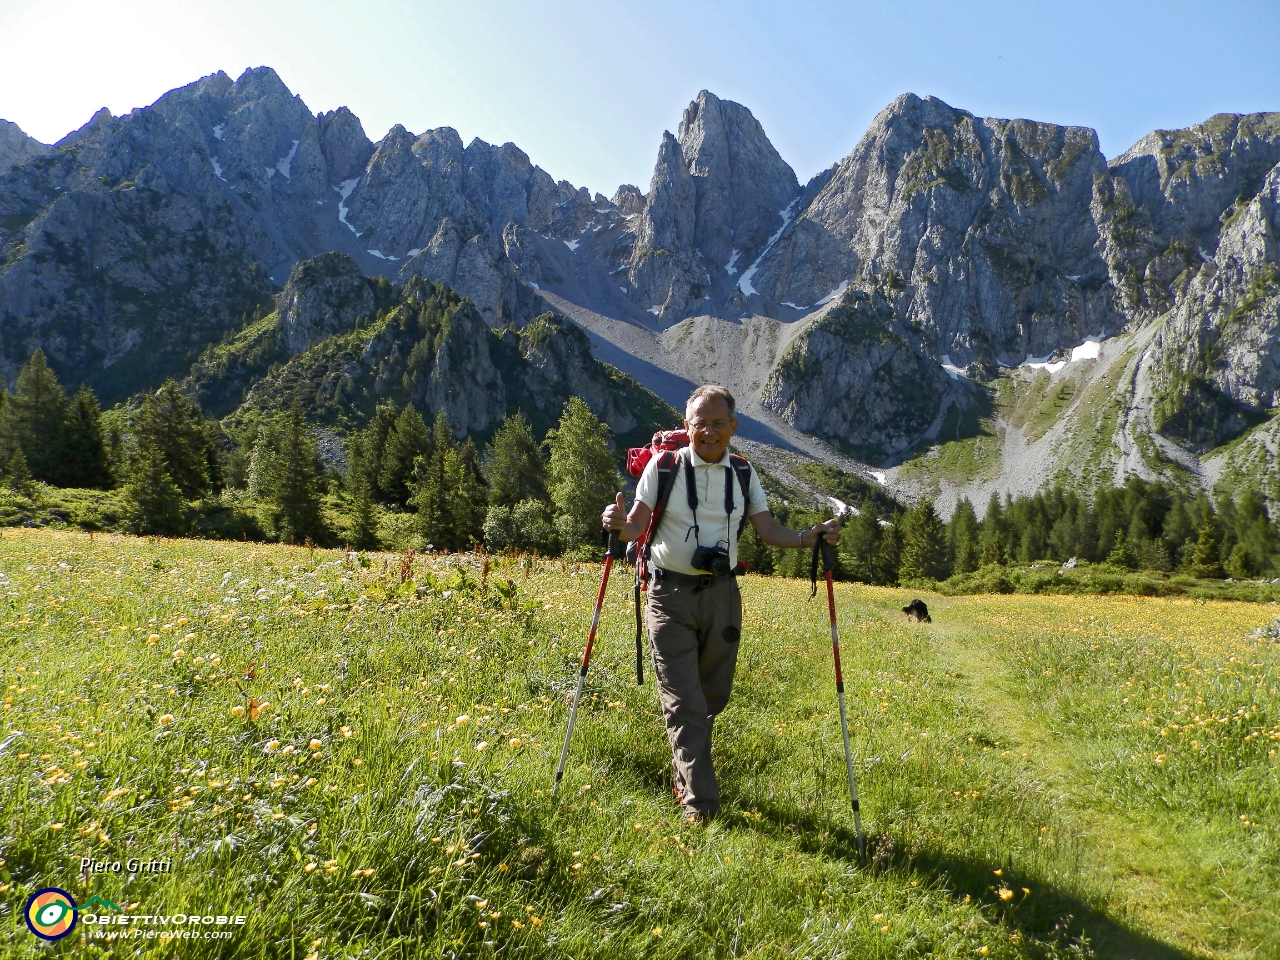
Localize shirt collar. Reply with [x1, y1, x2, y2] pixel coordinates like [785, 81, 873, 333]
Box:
[688, 447, 732, 468]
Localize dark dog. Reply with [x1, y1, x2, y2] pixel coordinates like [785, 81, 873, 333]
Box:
[902, 599, 931, 623]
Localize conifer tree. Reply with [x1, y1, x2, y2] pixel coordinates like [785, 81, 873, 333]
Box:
[412, 412, 455, 549]
[342, 434, 379, 549]
[122, 445, 185, 535]
[62, 386, 112, 489]
[899, 497, 948, 581]
[5, 446, 33, 496]
[840, 508, 884, 583]
[132, 380, 211, 499]
[948, 498, 981, 575]
[979, 528, 1005, 566]
[0, 349, 69, 484]
[483, 413, 547, 508]
[447, 438, 487, 548]
[1106, 529, 1134, 569]
[1188, 512, 1225, 579]
[362, 402, 400, 498]
[263, 406, 325, 545]
[876, 520, 903, 586]
[379, 405, 431, 505]
[546, 397, 619, 550]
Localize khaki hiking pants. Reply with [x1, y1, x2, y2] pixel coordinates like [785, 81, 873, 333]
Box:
[646, 575, 742, 814]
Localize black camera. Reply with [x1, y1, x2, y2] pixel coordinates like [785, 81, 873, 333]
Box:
[690, 541, 733, 578]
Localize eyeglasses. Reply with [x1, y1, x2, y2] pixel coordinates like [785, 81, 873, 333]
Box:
[687, 419, 732, 433]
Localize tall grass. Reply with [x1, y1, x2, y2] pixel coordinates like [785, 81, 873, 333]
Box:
[1, 530, 1276, 958]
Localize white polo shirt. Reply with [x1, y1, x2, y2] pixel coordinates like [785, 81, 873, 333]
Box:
[635, 447, 769, 576]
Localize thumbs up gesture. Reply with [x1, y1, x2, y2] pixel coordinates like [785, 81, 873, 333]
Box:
[602, 491, 628, 531]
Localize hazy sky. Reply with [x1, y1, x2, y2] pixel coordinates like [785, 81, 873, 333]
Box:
[2, 0, 1277, 196]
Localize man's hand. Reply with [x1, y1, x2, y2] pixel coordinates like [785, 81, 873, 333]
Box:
[601, 492, 652, 542]
[814, 518, 840, 545]
[602, 492, 628, 532]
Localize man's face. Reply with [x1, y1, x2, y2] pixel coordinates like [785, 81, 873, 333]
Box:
[685, 395, 737, 463]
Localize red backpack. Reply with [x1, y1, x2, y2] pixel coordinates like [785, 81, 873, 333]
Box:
[625, 429, 754, 583]
[624, 429, 753, 685]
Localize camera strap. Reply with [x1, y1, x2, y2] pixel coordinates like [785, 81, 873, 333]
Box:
[682, 454, 749, 549]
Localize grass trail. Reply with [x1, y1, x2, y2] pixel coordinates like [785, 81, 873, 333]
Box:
[911, 596, 1262, 956]
[1, 530, 1277, 959]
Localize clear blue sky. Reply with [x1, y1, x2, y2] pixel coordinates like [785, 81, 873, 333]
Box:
[2, 0, 1277, 196]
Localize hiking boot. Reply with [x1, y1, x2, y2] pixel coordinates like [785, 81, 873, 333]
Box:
[682, 809, 710, 827]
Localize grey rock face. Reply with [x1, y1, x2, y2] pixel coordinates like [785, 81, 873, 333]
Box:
[277, 252, 375, 354]
[515, 316, 636, 435]
[748, 94, 1113, 366]
[1146, 161, 1280, 448]
[0, 120, 49, 175]
[317, 107, 373, 183]
[628, 91, 800, 321]
[761, 289, 953, 458]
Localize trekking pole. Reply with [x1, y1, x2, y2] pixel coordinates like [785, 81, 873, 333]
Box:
[633, 569, 645, 686]
[813, 538, 865, 859]
[553, 529, 624, 795]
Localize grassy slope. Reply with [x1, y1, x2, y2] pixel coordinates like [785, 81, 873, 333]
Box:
[1, 531, 1277, 958]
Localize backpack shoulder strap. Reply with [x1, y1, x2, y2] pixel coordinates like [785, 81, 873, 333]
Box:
[728, 454, 755, 536]
[640, 449, 683, 561]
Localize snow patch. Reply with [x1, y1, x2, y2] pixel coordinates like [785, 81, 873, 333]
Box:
[814, 279, 849, 307]
[406, 248, 422, 258]
[210, 158, 225, 181]
[827, 497, 859, 517]
[528, 281, 540, 289]
[265, 167, 275, 179]
[564, 239, 580, 252]
[781, 301, 808, 310]
[647, 305, 662, 315]
[212, 124, 226, 140]
[275, 140, 299, 180]
[367, 250, 400, 261]
[1070, 339, 1101, 362]
[940, 354, 968, 380]
[335, 178, 361, 237]
[738, 197, 799, 297]
[868, 471, 886, 485]
[619, 287, 628, 294]
[724, 249, 740, 276]
[1025, 358, 1067, 373]
[1066, 274, 1082, 282]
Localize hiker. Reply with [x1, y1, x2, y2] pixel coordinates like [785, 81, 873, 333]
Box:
[602, 385, 840, 823]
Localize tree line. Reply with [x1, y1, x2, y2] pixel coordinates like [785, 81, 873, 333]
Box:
[769, 478, 1279, 585]
[2, 348, 1277, 579]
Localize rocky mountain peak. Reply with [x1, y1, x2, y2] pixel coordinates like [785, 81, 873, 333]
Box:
[627, 91, 799, 321]
[277, 252, 375, 355]
[317, 106, 372, 183]
[0, 119, 49, 175]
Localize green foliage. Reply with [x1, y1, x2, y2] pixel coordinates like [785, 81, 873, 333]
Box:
[484, 499, 559, 554]
[411, 412, 455, 550]
[1189, 513, 1225, 579]
[484, 412, 548, 508]
[899, 497, 948, 581]
[122, 445, 186, 536]
[131, 380, 214, 499]
[0, 349, 111, 488]
[379, 404, 431, 505]
[342, 434, 380, 550]
[259, 406, 326, 546]
[948, 499, 980, 574]
[546, 398, 620, 550]
[445, 438, 487, 549]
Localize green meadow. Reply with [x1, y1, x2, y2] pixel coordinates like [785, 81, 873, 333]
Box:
[1, 529, 1277, 958]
